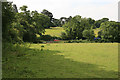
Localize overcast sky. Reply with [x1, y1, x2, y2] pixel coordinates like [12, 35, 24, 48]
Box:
[9, 0, 119, 21]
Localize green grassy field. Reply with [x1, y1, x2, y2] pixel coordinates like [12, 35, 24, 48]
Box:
[3, 43, 118, 78]
[44, 27, 65, 37]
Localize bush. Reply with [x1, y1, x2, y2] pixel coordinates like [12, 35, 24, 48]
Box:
[23, 32, 37, 42]
[66, 40, 95, 43]
[61, 32, 68, 40]
[68, 40, 72, 43]
[40, 35, 61, 41]
[52, 36, 61, 40]
[32, 37, 43, 43]
[82, 29, 95, 41]
[2, 42, 29, 57]
[40, 35, 53, 41]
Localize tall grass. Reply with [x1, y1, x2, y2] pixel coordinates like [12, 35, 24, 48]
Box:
[2, 42, 31, 58]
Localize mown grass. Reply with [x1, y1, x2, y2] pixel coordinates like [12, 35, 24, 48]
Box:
[31, 43, 118, 72]
[44, 27, 65, 37]
[2, 43, 118, 78]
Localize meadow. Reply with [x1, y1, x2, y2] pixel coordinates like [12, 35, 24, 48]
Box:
[2, 43, 118, 78]
[44, 27, 65, 37]
[2, 2, 119, 79]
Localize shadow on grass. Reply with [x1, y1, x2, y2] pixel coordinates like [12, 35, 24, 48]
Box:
[2, 47, 118, 79]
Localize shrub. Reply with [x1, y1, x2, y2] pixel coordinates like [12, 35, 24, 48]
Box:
[40, 35, 52, 41]
[61, 32, 68, 40]
[83, 29, 95, 41]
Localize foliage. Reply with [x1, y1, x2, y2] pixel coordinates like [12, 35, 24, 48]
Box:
[3, 4, 53, 43]
[62, 15, 94, 40]
[17, 6, 52, 42]
[82, 29, 95, 41]
[99, 21, 119, 42]
[40, 35, 53, 41]
[2, 2, 119, 43]
[61, 32, 68, 40]
[31, 11, 51, 29]
[63, 16, 81, 39]
[60, 16, 72, 25]
[52, 18, 61, 27]
[2, 2, 15, 40]
[95, 18, 109, 28]
[40, 35, 61, 41]
[41, 9, 53, 21]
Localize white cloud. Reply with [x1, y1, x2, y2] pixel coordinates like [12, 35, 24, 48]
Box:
[10, 0, 119, 21]
[72, 1, 118, 21]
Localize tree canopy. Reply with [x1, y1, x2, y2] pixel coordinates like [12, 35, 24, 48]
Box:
[2, 2, 120, 43]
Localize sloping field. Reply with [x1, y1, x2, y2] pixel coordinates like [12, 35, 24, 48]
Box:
[3, 43, 118, 78]
[44, 27, 65, 37]
[31, 43, 118, 72]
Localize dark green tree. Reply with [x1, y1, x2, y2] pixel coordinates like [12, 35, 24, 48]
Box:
[13, 6, 51, 42]
[41, 9, 53, 21]
[82, 29, 95, 41]
[2, 2, 15, 40]
[63, 15, 84, 40]
[52, 18, 61, 27]
[100, 21, 119, 42]
[95, 18, 109, 28]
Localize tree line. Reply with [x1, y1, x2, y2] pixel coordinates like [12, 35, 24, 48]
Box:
[61, 16, 120, 42]
[2, 2, 120, 43]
